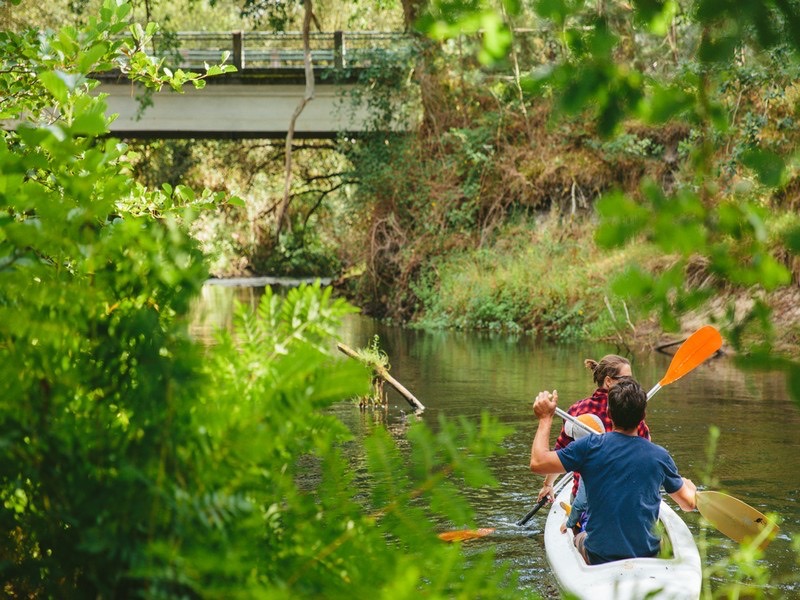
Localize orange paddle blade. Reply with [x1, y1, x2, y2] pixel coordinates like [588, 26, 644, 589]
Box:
[559, 501, 572, 516]
[660, 325, 722, 387]
[437, 528, 495, 542]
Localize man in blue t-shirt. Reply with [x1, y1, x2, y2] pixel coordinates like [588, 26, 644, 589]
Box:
[529, 378, 697, 565]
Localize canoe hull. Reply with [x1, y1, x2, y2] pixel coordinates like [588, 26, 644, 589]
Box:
[544, 483, 702, 600]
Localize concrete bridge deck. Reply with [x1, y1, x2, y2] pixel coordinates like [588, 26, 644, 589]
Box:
[100, 72, 379, 139]
[99, 31, 413, 139]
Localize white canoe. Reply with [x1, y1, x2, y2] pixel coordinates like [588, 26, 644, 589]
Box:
[544, 482, 702, 600]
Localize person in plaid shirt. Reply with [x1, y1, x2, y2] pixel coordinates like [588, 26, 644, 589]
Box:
[535, 354, 651, 503]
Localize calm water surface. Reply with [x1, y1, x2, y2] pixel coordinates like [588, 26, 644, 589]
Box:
[193, 283, 800, 598]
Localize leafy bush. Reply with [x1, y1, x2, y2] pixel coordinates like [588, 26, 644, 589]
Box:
[0, 4, 525, 597]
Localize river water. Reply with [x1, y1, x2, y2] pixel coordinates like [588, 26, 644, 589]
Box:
[193, 282, 800, 598]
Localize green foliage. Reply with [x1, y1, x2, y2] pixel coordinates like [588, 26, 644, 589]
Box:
[0, 8, 530, 598]
[500, 0, 800, 403]
[697, 426, 784, 599]
[200, 288, 520, 597]
[0, 2, 225, 594]
[357, 334, 391, 371]
[409, 219, 650, 340]
[418, 0, 519, 64]
[254, 228, 343, 277]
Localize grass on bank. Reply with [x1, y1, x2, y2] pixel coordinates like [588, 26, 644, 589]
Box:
[409, 212, 659, 341]
[407, 207, 800, 348]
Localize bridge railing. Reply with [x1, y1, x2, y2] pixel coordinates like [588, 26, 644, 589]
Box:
[139, 29, 587, 75]
[147, 31, 412, 71]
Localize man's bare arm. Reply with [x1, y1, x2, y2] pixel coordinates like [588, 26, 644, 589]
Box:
[668, 477, 697, 512]
[529, 390, 568, 475]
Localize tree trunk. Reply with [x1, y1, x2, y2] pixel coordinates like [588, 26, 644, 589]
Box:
[399, 0, 425, 32]
[275, 0, 315, 240]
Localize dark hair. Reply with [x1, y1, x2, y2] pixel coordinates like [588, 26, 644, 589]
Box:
[607, 378, 647, 430]
[584, 354, 631, 388]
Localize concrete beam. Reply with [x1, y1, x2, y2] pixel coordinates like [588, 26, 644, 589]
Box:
[100, 80, 377, 139]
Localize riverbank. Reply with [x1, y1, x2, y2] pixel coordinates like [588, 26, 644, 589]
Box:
[349, 210, 800, 357]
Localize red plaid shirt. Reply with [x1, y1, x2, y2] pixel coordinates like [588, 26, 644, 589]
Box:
[554, 388, 651, 497]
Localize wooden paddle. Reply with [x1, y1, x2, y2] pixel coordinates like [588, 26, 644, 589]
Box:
[516, 325, 723, 526]
[696, 490, 778, 549]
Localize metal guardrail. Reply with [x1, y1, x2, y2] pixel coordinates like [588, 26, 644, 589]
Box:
[146, 31, 413, 70]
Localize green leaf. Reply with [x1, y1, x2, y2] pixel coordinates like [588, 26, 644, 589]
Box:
[752, 253, 791, 290]
[587, 21, 618, 59]
[535, 0, 572, 25]
[632, 0, 664, 22]
[502, 0, 522, 17]
[429, 480, 473, 523]
[71, 111, 108, 136]
[698, 34, 740, 63]
[611, 266, 655, 299]
[174, 184, 195, 202]
[740, 149, 785, 187]
[647, 0, 679, 35]
[782, 225, 800, 254]
[39, 71, 70, 104]
[595, 191, 650, 247]
[640, 84, 694, 123]
[478, 14, 511, 64]
[78, 42, 110, 73]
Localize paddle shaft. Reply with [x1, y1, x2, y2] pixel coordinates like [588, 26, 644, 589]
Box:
[516, 473, 573, 526]
[551, 381, 660, 437]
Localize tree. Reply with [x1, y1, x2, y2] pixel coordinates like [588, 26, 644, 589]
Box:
[417, 0, 800, 407]
[276, 0, 317, 240]
[0, 2, 524, 596]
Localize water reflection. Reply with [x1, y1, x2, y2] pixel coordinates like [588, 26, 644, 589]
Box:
[192, 282, 799, 598]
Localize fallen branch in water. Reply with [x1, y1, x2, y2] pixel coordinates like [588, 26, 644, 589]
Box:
[337, 342, 425, 411]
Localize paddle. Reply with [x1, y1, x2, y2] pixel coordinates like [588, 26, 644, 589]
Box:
[515, 473, 574, 526]
[646, 325, 723, 399]
[437, 527, 495, 542]
[696, 490, 779, 549]
[516, 325, 723, 526]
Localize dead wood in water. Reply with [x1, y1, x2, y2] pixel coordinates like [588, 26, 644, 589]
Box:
[337, 342, 425, 411]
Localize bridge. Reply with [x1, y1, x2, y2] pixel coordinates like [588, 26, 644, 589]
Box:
[99, 31, 415, 139]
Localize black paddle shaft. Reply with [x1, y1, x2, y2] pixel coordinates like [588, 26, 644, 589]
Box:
[516, 497, 548, 526]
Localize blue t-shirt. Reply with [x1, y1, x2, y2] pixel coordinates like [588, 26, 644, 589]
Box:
[557, 432, 684, 564]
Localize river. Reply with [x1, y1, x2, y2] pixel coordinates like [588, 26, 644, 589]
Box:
[193, 282, 800, 598]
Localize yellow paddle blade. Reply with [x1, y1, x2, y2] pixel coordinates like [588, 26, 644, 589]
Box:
[660, 325, 723, 387]
[437, 528, 495, 542]
[696, 491, 778, 549]
[559, 501, 572, 516]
